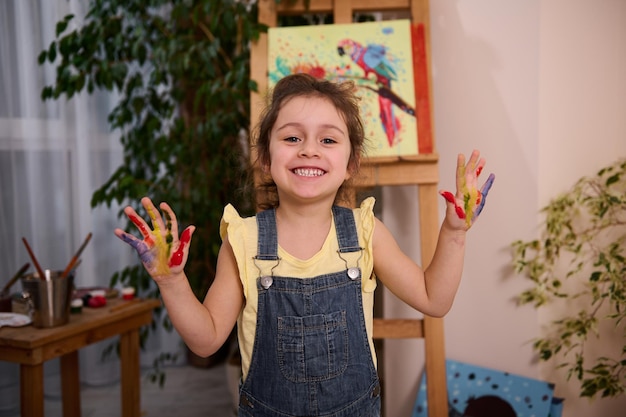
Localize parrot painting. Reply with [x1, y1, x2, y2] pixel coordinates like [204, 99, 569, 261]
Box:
[337, 39, 397, 87]
[338, 38, 411, 147]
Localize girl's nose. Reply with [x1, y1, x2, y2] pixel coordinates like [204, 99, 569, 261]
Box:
[298, 140, 320, 158]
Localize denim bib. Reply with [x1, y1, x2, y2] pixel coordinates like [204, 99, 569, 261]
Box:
[238, 206, 381, 417]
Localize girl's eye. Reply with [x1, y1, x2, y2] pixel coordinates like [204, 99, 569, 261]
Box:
[322, 137, 336, 144]
[284, 136, 300, 143]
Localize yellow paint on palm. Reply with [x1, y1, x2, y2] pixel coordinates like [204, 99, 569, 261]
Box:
[146, 204, 171, 275]
[164, 212, 174, 251]
[460, 162, 479, 228]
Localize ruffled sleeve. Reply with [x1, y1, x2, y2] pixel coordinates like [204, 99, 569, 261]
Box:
[220, 204, 255, 298]
[357, 197, 376, 243]
[356, 197, 377, 293]
[219, 204, 240, 241]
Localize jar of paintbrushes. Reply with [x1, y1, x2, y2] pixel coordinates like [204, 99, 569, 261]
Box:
[19, 233, 92, 328]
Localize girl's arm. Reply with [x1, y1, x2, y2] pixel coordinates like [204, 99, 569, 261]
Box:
[373, 150, 494, 317]
[157, 239, 243, 357]
[114, 197, 242, 357]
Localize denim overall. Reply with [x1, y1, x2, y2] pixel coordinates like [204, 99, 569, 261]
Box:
[238, 206, 381, 417]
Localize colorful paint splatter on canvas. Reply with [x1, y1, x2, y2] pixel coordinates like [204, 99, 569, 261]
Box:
[268, 20, 419, 158]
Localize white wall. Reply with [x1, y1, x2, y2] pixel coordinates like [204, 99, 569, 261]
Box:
[536, 1, 626, 415]
[382, 1, 626, 416]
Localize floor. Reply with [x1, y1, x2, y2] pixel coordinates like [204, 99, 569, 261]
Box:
[1, 363, 236, 417]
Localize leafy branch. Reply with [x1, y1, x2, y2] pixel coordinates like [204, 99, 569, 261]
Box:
[37, 0, 266, 381]
[512, 158, 626, 398]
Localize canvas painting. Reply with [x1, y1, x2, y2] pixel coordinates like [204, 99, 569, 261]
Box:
[413, 359, 563, 417]
[268, 20, 419, 159]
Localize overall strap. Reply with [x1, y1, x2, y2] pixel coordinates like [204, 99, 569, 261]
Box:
[255, 206, 361, 258]
[331, 205, 362, 253]
[255, 208, 279, 261]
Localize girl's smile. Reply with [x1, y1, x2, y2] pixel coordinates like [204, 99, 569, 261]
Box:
[269, 95, 352, 204]
[293, 168, 325, 177]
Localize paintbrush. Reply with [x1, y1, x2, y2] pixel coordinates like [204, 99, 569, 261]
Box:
[60, 232, 92, 279]
[1, 262, 30, 296]
[68, 259, 82, 275]
[22, 237, 46, 280]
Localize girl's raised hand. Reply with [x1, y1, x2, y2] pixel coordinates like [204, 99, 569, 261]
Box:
[440, 150, 495, 230]
[114, 197, 195, 279]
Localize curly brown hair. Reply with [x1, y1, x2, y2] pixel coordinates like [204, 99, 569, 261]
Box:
[253, 73, 366, 209]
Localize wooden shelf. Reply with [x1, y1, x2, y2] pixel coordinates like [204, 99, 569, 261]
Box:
[359, 154, 439, 187]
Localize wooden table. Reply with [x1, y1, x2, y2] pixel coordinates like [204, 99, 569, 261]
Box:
[0, 297, 161, 417]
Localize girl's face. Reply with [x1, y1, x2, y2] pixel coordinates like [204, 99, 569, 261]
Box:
[268, 95, 352, 206]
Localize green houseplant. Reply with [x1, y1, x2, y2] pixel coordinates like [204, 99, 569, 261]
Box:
[512, 158, 626, 398]
[38, 0, 266, 377]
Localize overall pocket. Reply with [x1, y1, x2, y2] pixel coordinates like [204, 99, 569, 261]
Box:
[277, 310, 348, 383]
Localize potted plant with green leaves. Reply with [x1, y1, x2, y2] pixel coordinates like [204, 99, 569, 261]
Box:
[38, 0, 266, 379]
[511, 158, 626, 399]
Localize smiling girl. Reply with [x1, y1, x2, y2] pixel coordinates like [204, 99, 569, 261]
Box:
[115, 73, 494, 417]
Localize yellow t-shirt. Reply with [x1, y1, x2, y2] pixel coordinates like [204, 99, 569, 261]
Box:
[220, 197, 378, 380]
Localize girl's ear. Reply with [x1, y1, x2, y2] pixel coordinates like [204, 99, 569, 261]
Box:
[347, 153, 361, 177]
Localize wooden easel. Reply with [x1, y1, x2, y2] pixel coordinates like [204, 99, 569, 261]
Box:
[250, 1, 447, 416]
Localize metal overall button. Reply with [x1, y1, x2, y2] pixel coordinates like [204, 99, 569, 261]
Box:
[338, 248, 363, 281]
[260, 276, 273, 289]
[347, 267, 360, 280]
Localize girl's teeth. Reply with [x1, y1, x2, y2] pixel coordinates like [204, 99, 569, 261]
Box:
[294, 168, 324, 177]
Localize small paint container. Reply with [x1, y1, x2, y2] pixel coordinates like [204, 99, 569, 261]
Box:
[90, 289, 106, 298]
[121, 287, 135, 300]
[11, 293, 30, 315]
[70, 298, 83, 314]
[0, 295, 11, 312]
[85, 289, 107, 308]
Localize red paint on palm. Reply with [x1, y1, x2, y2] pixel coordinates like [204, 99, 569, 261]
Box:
[169, 228, 192, 267]
[441, 191, 466, 219]
[441, 191, 455, 204]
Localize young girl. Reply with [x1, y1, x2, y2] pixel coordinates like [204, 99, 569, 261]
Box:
[115, 73, 494, 417]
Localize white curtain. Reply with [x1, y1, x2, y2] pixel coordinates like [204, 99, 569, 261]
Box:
[0, 0, 182, 410]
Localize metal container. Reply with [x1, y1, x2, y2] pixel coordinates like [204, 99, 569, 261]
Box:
[21, 270, 74, 328]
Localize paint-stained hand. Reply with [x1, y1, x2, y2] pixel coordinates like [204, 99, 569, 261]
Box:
[114, 197, 195, 278]
[440, 150, 495, 229]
